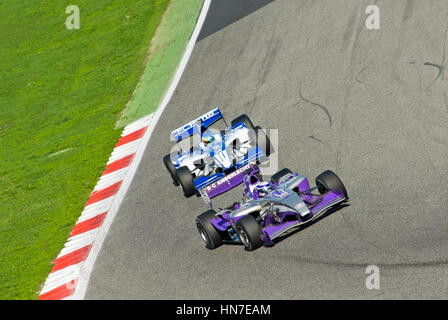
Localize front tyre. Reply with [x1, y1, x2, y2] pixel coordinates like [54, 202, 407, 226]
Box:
[271, 168, 292, 184]
[235, 215, 264, 251]
[163, 153, 179, 186]
[176, 166, 196, 198]
[196, 210, 223, 249]
[315, 170, 348, 199]
[231, 114, 255, 130]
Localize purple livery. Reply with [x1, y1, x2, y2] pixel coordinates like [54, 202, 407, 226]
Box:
[196, 166, 349, 251]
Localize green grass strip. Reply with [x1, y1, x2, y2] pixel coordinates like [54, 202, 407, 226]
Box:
[117, 0, 205, 126]
[0, 0, 202, 299]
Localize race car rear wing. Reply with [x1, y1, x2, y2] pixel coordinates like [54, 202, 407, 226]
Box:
[171, 107, 224, 142]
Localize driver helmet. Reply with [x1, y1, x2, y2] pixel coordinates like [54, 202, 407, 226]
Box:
[255, 181, 272, 198]
[243, 173, 263, 199]
[202, 134, 215, 147]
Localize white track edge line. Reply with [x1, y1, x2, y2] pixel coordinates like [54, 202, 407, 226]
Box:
[69, 0, 211, 300]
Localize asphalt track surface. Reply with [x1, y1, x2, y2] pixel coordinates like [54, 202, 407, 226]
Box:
[86, 0, 448, 299]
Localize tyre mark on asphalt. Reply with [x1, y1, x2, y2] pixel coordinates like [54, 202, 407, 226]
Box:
[355, 62, 373, 84]
[444, 91, 448, 113]
[348, 0, 380, 64]
[260, 35, 280, 87]
[341, 4, 360, 53]
[442, 22, 448, 80]
[308, 135, 323, 143]
[415, 62, 448, 180]
[424, 62, 444, 89]
[340, 212, 408, 259]
[278, 254, 448, 270]
[415, 68, 439, 175]
[249, 31, 279, 114]
[334, 0, 379, 170]
[402, 0, 416, 23]
[424, 22, 448, 89]
[298, 86, 332, 127]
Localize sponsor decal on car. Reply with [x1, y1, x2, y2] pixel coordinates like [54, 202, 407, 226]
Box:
[204, 163, 252, 192]
[171, 108, 220, 138]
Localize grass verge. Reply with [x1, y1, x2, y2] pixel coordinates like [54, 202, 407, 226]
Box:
[0, 0, 202, 299]
[117, 0, 205, 126]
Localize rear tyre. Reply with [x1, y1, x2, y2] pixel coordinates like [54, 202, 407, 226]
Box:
[235, 215, 264, 251]
[315, 170, 348, 199]
[231, 114, 255, 130]
[271, 168, 292, 184]
[196, 210, 223, 249]
[163, 153, 179, 186]
[255, 126, 273, 156]
[176, 166, 196, 198]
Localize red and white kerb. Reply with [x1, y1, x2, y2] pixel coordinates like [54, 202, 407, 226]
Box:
[38, 114, 154, 300]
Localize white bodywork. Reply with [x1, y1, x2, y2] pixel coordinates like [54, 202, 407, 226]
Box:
[174, 126, 255, 178]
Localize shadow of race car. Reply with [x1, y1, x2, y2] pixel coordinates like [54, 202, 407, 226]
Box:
[196, 166, 349, 251]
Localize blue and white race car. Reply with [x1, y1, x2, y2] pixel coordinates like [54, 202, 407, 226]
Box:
[163, 108, 273, 198]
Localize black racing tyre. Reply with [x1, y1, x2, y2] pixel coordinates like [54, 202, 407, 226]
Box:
[235, 215, 264, 251]
[231, 114, 255, 130]
[196, 210, 223, 249]
[163, 153, 179, 186]
[271, 168, 292, 184]
[315, 170, 348, 199]
[255, 126, 273, 156]
[176, 166, 196, 198]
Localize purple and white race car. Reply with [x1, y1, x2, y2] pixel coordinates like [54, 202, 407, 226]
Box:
[196, 166, 349, 251]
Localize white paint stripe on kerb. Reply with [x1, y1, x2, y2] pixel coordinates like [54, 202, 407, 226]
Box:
[106, 140, 141, 164]
[40, 263, 82, 294]
[58, 228, 99, 257]
[70, 0, 211, 300]
[76, 197, 114, 223]
[94, 168, 128, 191]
